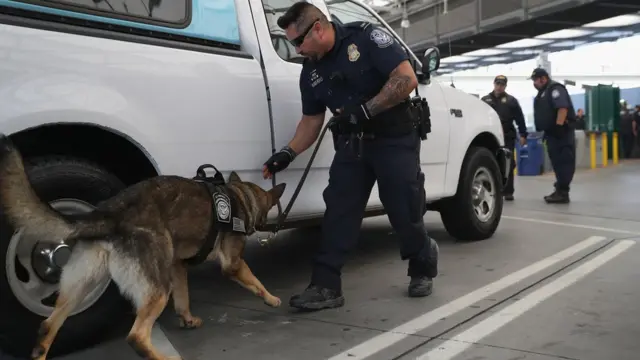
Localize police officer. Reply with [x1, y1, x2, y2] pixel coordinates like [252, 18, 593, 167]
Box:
[530, 68, 576, 204]
[261, 1, 439, 311]
[481, 75, 527, 201]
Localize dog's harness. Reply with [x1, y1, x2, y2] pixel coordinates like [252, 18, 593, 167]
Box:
[184, 164, 247, 266]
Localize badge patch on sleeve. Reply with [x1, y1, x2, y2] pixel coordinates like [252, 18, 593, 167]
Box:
[370, 29, 393, 48]
[213, 192, 231, 223]
[551, 89, 560, 98]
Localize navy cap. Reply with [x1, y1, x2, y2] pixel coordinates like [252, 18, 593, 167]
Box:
[494, 75, 507, 84]
[529, 68, 549, 79]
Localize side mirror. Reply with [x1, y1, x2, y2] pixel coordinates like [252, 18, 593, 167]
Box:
[422, 47, 441, 74]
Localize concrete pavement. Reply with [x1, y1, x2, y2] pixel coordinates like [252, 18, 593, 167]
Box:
[5, 161, 640, 360]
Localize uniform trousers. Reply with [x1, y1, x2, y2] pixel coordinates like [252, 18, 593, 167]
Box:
[545, 128, 576, 193]
[310, 131, 438, 291]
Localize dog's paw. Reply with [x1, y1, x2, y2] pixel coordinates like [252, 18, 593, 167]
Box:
[179, 316, 203, 329]
[264, 295, 282, 307]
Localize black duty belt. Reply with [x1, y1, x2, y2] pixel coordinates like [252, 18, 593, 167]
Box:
[184, 164, 247, 266]
[331, 101, 415, 137]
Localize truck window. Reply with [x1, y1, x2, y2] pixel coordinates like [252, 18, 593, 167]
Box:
[325, 0, 383, 26]
[17, 0, 189, 26]
[261, 0, 306, 64]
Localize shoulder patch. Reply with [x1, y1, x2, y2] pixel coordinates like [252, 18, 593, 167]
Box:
[370, 28, 394, 48]
[551, 89, 560, 98]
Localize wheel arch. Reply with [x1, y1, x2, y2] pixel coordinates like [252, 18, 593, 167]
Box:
[8, 123, 160, 186]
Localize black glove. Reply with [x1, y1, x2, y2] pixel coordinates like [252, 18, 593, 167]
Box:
[264, 146, 296, 174]
[336, 104, 371, 124]
[331, 104, 371, 134]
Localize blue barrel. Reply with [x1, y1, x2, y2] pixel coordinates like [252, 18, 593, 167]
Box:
[516, 134, 544, 176]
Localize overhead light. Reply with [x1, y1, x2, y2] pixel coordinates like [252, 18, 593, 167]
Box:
[592, 30, 634, 38]
[511, 49, 544, 55]
[549, 40, 587, 47]
[584, 14, 640, 28]
[462, 48, 510, 57]
[454, 63, 478, 68]
[368, 0, 393, 6]
[440, 55, 477, 64]
[481, 56, 512, 62]
[536, 28, 594, 39]
[497, 38, 553, 48]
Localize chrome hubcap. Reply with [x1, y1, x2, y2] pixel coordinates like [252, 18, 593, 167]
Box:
[5, 198, 112, 317]
[471, 167, 496, 223]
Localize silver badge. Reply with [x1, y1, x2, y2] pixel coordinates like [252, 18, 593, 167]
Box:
[213, 193, 231, 223]
[370, 28, 393, 48]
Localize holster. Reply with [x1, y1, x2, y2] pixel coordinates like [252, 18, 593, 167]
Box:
[410, 96, 432, 140]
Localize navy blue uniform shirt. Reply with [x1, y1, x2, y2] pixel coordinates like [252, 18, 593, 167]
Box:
[299, 22, 409, 116]
[547, 83, 571, 110]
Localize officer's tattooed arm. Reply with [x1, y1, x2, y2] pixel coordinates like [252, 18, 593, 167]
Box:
[365, 61, 418, 117]
[289, 113, 325, 154]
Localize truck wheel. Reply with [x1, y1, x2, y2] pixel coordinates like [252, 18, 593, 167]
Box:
[0, 156, 128, 358]
[440, 146, 504, 241]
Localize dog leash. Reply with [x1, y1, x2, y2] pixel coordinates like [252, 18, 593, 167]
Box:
[260, 118, 336, 244]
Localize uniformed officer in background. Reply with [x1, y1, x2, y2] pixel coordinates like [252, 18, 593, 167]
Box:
[530, 68, 576, 204]
[262, 1, 439, 311]
[481, 75, 527, 201]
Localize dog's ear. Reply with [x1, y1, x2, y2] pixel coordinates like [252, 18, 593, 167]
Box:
[228, 171, 242, 183]
[268, 183, 287, 202]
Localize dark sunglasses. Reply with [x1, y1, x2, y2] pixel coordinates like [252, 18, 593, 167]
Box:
[289, 20, 318, 47]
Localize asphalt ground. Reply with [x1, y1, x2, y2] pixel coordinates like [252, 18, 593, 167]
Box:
[3, 161, 640, 360]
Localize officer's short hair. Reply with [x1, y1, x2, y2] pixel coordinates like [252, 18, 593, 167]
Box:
[277, 1, 329, 31]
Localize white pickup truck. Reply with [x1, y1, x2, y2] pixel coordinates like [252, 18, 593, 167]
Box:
[0, 0, 509, 356]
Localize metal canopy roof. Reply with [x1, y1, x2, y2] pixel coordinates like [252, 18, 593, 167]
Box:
[435, 12, 640, 74]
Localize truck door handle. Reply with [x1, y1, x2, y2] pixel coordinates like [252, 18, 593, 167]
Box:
[450, 109, 463, 118]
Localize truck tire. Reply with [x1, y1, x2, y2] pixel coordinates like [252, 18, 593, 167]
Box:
[0, 156, 129, 358]
[440, 146, 504, 241]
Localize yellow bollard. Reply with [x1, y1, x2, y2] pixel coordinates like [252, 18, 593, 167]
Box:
[513, 147, 517, 175]
[590, 132, 597, 169]
[613, 132, 619, 165]
[602, 132, 608, 167]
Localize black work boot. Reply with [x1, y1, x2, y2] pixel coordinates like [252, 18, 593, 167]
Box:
[289, 285, 345, 310]
[544, 190, 570, 204]
[504, 194, 514, 201]
[408, 276, 433, 297]
[407, 237, 438, 298]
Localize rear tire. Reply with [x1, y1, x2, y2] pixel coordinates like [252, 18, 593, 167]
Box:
[440, 146, 504, 241]
[0, 156, 129, 358]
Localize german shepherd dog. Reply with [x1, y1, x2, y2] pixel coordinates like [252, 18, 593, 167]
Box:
[0, 134, 287, 360]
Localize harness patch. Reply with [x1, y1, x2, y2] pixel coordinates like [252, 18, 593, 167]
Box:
[213, 192, 231, 223]
[370, 28, 393, 48]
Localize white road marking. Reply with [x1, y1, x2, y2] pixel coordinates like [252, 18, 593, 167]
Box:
[416, 239, 635, 360]
[327, 236, 608, 360]
[503, 215, 640, 235]
[151, 324, 181, 357]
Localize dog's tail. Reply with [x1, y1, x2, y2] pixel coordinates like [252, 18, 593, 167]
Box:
[0, 133, 115, 243]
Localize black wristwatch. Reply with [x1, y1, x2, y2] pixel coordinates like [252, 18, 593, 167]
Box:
[281, 145, 297, 161]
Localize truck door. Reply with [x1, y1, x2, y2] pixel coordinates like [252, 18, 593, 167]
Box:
[249, 0, 337, 218]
